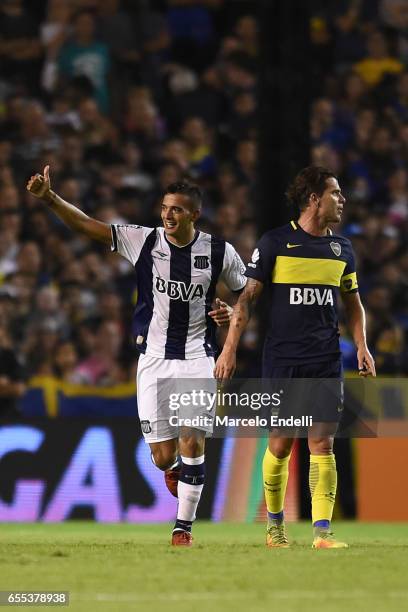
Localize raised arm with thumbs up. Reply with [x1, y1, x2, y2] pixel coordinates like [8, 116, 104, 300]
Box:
[26, 165, 112, 244]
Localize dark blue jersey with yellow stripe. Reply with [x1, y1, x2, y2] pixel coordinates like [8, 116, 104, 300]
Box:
[245, 220, 358, 367]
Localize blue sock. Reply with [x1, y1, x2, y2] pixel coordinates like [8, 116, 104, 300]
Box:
[268, 511, 284, 523]
[314, 519, 330, 529]
[173, 519, 193, 533]
[179, 460, 205, 486]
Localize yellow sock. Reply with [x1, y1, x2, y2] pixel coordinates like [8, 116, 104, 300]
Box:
[262, 448, 290, 518]
[309, 453, 337, 525]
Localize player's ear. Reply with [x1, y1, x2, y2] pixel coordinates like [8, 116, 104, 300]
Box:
[310, 192, 320, 208]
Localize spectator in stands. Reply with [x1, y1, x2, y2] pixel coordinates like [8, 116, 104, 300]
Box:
[365, 283, 404, 373]
[123, 86, 165, 152]
[74, 320, 123, 385]
[0, 0, 42, 93]
[226, 91, 256, 143]
[0, 320, 25, 418]
[234, 15, 258, 58]
[77, 97, 117, 149]
[53, 340, 81, 383]
[96, 0, 140, 94]
[27, 285, 67, 336]
[0, 209, 21, 277]
[166, 0, 215, 71]
[40, 0, 72, 92]
[234, 139, 256, 184]
[22, 318, 59, 376]
[353, 29, 403, 87]
[379, 0, 408, 62]
[57, 9, 111, 112]
[386, 168, 408, 224]
[181, 116, 216, 180]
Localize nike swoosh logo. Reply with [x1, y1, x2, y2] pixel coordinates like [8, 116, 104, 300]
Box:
[286, 243, 302, 249]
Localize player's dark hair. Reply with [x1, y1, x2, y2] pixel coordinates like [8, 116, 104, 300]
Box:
[286, 166, 337, 211]
[164, 181, 202, 211]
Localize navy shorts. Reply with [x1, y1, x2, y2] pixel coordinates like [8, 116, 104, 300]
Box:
[260, 360, 344, 429]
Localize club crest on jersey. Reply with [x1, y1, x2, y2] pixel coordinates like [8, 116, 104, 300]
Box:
[194, 255, 209, 269]
[330, 241, 341, 256]
[155, 276, 204, 301]
[140, 420, 152, 434]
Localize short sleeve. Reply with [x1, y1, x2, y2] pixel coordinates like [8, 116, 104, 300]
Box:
[220, 242, 247, 291]
[245, 232, 277, 284]
[111, 224, 154, 266]
[340, 245, 358, 293]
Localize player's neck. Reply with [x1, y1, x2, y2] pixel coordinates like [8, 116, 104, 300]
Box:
[165, 227, 196, 247]
[298, 213, 330, 237]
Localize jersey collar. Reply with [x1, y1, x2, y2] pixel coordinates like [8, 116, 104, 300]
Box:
[291, 220, 333, 237]
[163, 228, 200, 249]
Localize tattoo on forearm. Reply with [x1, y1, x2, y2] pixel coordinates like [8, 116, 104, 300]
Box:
[231, 279, 262, 328]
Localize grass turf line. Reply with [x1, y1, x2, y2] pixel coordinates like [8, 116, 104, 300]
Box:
[1, 522, 408, 612]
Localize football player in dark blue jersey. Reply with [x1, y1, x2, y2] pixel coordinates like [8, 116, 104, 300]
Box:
[215, 166, 376, 549]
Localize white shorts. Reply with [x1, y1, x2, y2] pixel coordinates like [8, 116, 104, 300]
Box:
[136, 353, 216, 443]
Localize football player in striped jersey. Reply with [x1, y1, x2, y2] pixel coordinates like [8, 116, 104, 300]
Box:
[27, 166, 246, 546]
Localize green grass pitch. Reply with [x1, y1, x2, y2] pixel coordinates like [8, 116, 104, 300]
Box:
[1, 522, 408, 612]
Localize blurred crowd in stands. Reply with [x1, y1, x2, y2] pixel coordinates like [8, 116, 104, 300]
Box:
[0, 0, 407, 415]
[311, 0, 408, 374]
[0, 0, 258, 405]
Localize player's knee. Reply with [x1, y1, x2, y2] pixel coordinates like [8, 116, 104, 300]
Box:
[178, 434, 204, 458]
[308, 437, 333, 455]
[269, 439, 292, 459]
[151, 448, 177, 471]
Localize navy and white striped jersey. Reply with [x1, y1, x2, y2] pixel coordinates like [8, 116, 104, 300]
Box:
[111, 225, 246, 359]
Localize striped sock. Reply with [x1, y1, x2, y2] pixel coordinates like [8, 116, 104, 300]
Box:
[174, 455, 205, 533]
[173, 518, 192, 533]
